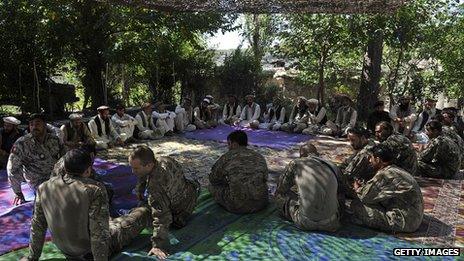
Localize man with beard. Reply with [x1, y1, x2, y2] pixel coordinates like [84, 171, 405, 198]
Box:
[442, 108, 464, 139]
[153, 102, 176, 136]
[60, 113, 95, 151]
[366, 101, 391, 134]
[174, 97, 196, 133]
[338, 126, 375, 197]
[374, 121, 418, 175]
[412, 98, 441, 143]
[259, 97, 286, 131]
[236, 95, 261, 129]
[88, 106, 123, 149]
[0, 116, 22, 169]
[390, 96, 417, 136]
[417, 120, 460, 179]
[350, 144, 424, 233]
[220, 94, 242, 126]
[135, 103, 165, 140]
[111, 104, 137, 143]
[194, 98, 218, 129]
[302, 98, 328, 135]
[7, 113, 65, 205]
[281, 96, 309, 133]
[334, 96, 358, 137]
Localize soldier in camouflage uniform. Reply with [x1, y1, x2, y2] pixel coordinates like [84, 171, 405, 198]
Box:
[209, 130, 269, 214]
[275, 143, 340, 232]
[7, 113, 65, 205]
[25, 149, 150, 261]
[129, 146, 200, 259]
[338, 127, 376, 197]
[417, 120, 460, 179]
[374, 121, 418, 175]
[350, 144, 424, 233]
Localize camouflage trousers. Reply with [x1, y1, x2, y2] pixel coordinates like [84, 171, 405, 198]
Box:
[350, 200, 420, 233]
[209, 185, 268, 214]
[171, 178, 201, 228]
[416, 161, 456, 179]
[276, 191, 340, 232]
[109, 206, 151, 254]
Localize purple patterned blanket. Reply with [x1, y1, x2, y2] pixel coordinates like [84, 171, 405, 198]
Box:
[183, 125, 312, 150]
[0, 159, 137, 255]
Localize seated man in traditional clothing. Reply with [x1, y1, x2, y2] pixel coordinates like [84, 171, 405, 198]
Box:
[280, 96, 309, 133]
[302, 98, 328, 135]
[153, 101, 176, 136]
[174, 97, 196, 133]
[235, 95, 261, 129]
[24, 149, 150, 261]
[209, 130, 268, 214]
[194, 98, 217, 129]
[374, 121, 418, 175]
[0, 116, 22, 169]
[61, 113, 95, 152]
[350, 144, 424, 233]
[416, 120, 460, 179]
[135, 103, 164, 140]
[367, 101, 391, 134]
[328, 96, 357, 137]
[220, 94, 242, 125]
[88, 106, 123, 149]
[411, 98, 441, 143]
[129, 146, 200, 259]
[205, 94, 221, 122]
[259, 97, 286, 131]
[275, 143, 341, 232]
[111, 104, 137, 143]
[390, 96, 417, 137]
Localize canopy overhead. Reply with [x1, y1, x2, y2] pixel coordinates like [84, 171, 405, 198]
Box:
[105, 0, 407, 13]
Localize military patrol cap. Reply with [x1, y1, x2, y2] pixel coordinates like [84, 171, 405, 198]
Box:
[29, 113, 47, 122]
[3, 116, 21, 125]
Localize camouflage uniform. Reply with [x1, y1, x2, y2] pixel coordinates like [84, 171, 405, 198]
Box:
[209, 147, 269, 214]
[275, 156, 341, 232]
[417, 134, 461, 179]
[351, 165, 424, 233]
[382, 133, 418, 175]
[28, 173, 150, 261]
[7, 133, 64, 196]
[443, 126, 464, 164]
[339, 139, 376, 189]
[138, 156, 200, 250]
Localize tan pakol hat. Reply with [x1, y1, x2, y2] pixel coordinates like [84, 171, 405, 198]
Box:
[97, 105, 110, 111]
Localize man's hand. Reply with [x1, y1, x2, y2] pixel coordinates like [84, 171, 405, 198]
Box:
[148, 247, 168, 259]
[13, 193, 26, 206]
[353, 179, 362, 191]
[19, 256, 30, 261]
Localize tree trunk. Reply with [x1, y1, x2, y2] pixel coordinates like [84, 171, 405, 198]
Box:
[357, 29, 384, 122]
[317, 53, 326, 105]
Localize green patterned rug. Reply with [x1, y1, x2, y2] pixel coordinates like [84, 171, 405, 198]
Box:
[2, 192, 460, 260]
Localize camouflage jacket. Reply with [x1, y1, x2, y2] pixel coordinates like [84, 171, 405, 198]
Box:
[143, 156, 197, 249]
[382, 133, 418, 174]
[418, 134, 460, 178]
[443, 126, 464, 157]
[7, 133, 64, 195]
[356, 165, 424, 231]
[209, 146, 269, 208]
[339, 139, 376, 181]
[28, 174, 110, 261]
